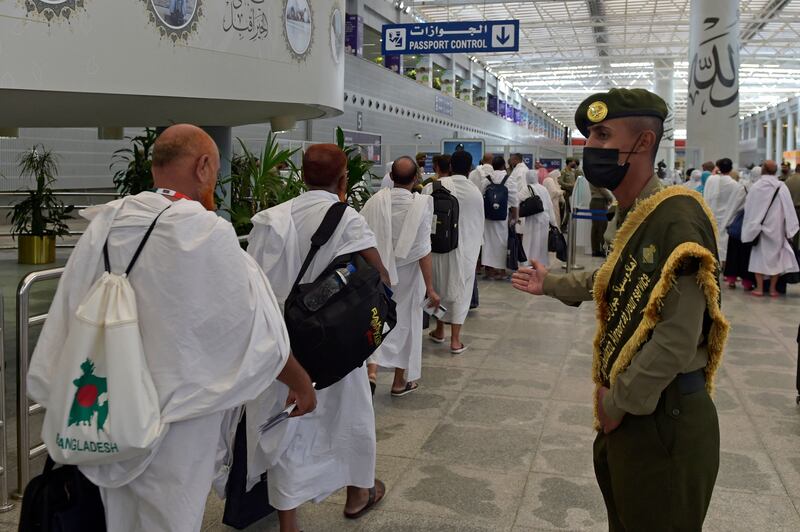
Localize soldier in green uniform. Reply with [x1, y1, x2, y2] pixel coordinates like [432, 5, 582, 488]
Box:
[512, 88, 730, 531]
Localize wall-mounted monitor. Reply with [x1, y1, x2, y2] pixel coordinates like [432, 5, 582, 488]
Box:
[440, 139, 485, 171]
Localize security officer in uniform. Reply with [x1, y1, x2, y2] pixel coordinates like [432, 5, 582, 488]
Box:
[512, 88, 729, 531]
[559, 158, 579, 230]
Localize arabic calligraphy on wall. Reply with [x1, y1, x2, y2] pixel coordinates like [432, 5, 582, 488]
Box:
[25, 0, 84, 22]
[223, 0, 268, 41]
[688, 15, 739, 118]
[330, 5, 343, 63]
[142, 0, 203, 42]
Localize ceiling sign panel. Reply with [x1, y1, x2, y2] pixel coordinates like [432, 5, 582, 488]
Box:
[381, 20, 519, 55]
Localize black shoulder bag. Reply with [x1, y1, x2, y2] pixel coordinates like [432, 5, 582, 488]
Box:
[519, 185, 545, 217]
[283, 203, 397, 390]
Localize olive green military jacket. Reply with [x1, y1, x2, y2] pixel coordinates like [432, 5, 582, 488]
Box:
[543, 175, 728, 422]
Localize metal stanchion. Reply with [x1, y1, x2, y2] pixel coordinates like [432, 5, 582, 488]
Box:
[14, 268, 64, 499]
[563, 207, 585, 273]
[0, 296, 14, 512]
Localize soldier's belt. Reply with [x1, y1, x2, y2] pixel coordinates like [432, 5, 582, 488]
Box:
[675, 369, 706, 395]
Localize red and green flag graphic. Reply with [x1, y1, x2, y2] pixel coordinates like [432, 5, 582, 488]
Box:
[68, 359, 108, 432]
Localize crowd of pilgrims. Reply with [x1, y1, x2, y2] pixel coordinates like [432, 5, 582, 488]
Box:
[23, 123, 800, 532]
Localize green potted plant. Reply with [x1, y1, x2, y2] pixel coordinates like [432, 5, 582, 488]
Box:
[221, 132, 306, 236]
[335, 127, 377, 211]
[8, 146, 72, 264]
[111, 128, 158, 196]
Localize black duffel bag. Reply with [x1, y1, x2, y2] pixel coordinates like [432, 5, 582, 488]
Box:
[519, 186, 545, 218]
[548, 224, 568, 262]
[284, 202, 397, 390]
[19, 456, 106, 532]
[222, 411, 274, 530]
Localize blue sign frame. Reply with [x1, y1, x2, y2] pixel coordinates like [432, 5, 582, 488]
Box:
[382, 20, 519, 55]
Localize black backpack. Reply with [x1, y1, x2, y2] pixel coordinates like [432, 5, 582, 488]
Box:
[430, 181, 459, 253]
[18, 456, 106, 532]
[484, 174, 510, 220]
[519, 185, 545, 218]
[284, 202, 397, 390]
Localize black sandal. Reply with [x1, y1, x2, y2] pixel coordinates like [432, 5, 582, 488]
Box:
[343, 479, 385, 519]
[391, 382, 419, 397]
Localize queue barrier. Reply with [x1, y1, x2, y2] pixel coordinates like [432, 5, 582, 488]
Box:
[563, 207, 609, 273]
[0, 295, 14, 512]
[14, 267, 64, 498]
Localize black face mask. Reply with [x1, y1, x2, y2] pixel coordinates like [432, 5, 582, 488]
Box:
[582, 135, 643, 191]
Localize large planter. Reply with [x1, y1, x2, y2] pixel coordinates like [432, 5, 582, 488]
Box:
[18, 235, 56, 265]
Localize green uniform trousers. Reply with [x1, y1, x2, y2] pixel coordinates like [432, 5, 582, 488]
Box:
[589, 198, 609, 254]
[593, 381, 720, 532]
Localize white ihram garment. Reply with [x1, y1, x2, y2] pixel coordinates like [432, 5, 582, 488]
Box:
[468, 164, 493, 190]
[703, 174, 746, 262]
[246, 190, 378, 510]
[478, 170, 519, 269]
[361, 188, 433, 380]
[742, 175, 800, 276]
[519, 174, 554, 267]
[27, 193, 289, 532]
[423, 175, 484, 324]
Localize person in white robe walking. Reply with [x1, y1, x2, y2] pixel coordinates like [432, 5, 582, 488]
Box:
[508, 153, 530, 197]
[468, 153, 494, 189]
[741, 160, 800, 297]
[423, 150, 484, 354]
[542, 169, 564, 226]
[27, 125, 316, 532]
[362, 156, 440, 396]
[703, 157, 746, 264]
[519, 169, 555, 267]
[477, 155, 519, 279]
[246, 144, 389, 532]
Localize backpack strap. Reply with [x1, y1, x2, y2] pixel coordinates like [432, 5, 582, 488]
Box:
[760, 185, 781, 226]
[292, 202, 348, 289]
[103, 205, 172, 276]
[501, 174, 510, 186]
[433, 180, 443, 192]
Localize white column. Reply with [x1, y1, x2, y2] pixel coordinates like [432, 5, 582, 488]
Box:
[654, 59, 676, 174]
[687, 0, 740, 166]
[775, 115, 784, 162]
[787, 111, 796, 152]
[766, 118, 774, 163]
[415, 55, 433, 88]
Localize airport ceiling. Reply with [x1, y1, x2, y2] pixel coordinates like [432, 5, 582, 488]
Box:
[408, 0, 800, 134]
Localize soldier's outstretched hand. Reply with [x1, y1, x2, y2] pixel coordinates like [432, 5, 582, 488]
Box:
[511, 260, 549, 296]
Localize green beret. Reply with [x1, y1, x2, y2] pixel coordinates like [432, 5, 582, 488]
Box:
[574, 88, 668, 137]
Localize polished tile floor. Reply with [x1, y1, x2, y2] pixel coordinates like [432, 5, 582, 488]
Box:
[1, 255, 800, 531]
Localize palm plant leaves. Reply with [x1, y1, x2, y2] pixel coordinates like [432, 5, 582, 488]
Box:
[7, 145, 72, 237]
[111, 128, 157, 196]
[222, 132, 305, 235]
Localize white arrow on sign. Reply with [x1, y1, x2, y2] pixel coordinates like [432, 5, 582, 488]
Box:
[491, 24, 515, 48]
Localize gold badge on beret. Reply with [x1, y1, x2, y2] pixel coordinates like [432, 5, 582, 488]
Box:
[587, 101, 608, 123]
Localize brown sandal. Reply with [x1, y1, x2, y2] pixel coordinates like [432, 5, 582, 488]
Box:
[343, 479, 385, 519]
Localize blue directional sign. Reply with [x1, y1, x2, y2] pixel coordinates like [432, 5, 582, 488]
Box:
[381, 20, 519, 55]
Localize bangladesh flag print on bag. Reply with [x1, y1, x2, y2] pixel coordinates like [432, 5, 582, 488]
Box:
[41, 207, 171, 465]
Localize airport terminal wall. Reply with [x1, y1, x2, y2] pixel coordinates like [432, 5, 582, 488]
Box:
[0, 54, 564, 191]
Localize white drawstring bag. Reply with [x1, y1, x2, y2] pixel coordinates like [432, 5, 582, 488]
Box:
[41, 207, 170, 465]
